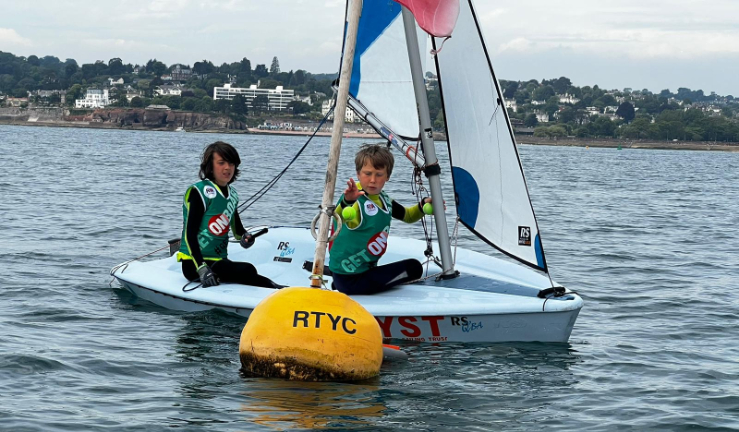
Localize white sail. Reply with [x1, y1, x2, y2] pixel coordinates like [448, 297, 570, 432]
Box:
[433, 0, 547, 271]
[342, 0, 424, 140]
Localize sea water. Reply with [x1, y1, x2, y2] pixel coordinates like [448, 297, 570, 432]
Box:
[1, 125, 737, 431]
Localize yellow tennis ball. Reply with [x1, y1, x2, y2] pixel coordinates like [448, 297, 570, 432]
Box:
[342, 206, 357, 220]
[423, 202, 433, 215]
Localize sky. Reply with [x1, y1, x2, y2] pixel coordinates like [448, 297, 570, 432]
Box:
[1, 0, 738, 96]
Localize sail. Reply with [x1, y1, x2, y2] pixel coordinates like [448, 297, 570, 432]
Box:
[433, 0, 548, 271]
[342, 0, 424, 140]
[393, 0, 460, 37]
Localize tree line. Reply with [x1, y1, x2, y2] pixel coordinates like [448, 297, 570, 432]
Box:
[2, 50, 738, 141]
[496, 77, 739, 142]
[0, 51, 333, 121]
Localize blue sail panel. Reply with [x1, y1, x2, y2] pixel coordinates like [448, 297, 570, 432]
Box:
[452, 166, 480, 229]
[434, 0, 548, 272]
[342, 0, 422, 139]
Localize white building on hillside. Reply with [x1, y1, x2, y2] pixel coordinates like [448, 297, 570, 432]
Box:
[213, 83, 295, 111]
[504, 99, 517, 112]
[322, 99, 356, 122]
[75, 89, 110, 108]
[154, 84, 184, 96]
[534, 110, 549, 123]
[294, 95, 313, 106]
[558, 93, 580, 104]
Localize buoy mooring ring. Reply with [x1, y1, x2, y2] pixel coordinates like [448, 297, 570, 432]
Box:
[239, 287, 383, 381]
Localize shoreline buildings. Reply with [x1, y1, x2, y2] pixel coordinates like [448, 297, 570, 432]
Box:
[213, 83, 294, 111]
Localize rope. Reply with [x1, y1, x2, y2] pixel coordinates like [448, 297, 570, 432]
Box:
[110, 244, 170, 277]
[112, 109, 334, 282]
[237, 108, 334, 214]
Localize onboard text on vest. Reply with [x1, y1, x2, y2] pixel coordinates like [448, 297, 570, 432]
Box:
[340, 231, 388, 273]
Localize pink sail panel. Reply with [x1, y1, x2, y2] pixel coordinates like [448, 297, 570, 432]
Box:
[393, 0, 460, 37]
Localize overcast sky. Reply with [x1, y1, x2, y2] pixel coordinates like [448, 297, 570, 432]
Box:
[1, 0, 737, 96]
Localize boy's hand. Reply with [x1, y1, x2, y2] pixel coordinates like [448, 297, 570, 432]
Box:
[422, 197, 447, 210]
[239, 233, 255, 249]
[344, 178, 365, 202]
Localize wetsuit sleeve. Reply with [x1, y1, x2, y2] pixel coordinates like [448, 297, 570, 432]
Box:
[232, 211, 246, 239]
[391, 200, 424, 223]
[185, 189, 206, 267]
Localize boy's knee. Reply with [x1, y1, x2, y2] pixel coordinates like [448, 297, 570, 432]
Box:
[406, 259, 423, 279]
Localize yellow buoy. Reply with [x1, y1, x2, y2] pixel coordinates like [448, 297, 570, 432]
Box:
[239, 287, 383, 381]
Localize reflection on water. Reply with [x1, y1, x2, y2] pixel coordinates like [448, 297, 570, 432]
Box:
[239, 380, 386, 430]
[176, 311, 387, 429]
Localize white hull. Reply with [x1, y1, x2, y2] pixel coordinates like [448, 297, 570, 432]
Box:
[112, 227, 582, 343]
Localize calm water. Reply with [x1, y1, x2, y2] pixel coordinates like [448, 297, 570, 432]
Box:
[1, 125, 738, 431]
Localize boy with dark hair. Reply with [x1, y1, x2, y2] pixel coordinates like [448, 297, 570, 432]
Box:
[177, 141, 279, 288]
[329, 144, 433, 295]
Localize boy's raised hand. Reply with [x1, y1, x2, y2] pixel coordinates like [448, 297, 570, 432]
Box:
[344, 178, 365, 202]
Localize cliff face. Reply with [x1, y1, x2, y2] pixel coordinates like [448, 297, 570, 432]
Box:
[78, 108, 245, 131]
[0, 107, 65, 121]
[0, 107, 244, 131]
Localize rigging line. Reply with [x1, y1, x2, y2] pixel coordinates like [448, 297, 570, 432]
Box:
[112, 109, 335, 278]
[237, 107, 334, 214]
[110, 244, 170, 276]
[411, 167, 435, 258]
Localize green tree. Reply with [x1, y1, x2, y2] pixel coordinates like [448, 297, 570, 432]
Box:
[558, 107, 577, 124]
[503, 81, 519, 99]
[130, 96, 144, 107]
[254, 64, 268, 78]
[616, 101, 635, 122]
[533, 85, 555, 101]
[293, 69, 306, 86]
[193, 60, 215, 76]
[231, 94, 248, 115]
[434, 110, 445, 131]
[66, 84, 83, 105]
[524, 113, 538, 127]
[269, 56, 280, 75]
[239, 57, 252, 76]
[551, 77, 572, 94]
[182, 97, 197, 111]
[259, 78, 281, 89]
[108, 57, 124, 76]
[205, 78, 222, 97]
[252, 94, 269, 111]
[287, 100, 311, 114]
[64, 61, 79, 78]
[146, 59, 167, 76]
[215, 98, 231, 114]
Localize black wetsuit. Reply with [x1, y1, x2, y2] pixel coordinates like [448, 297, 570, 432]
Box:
[181, 186, 277, 288]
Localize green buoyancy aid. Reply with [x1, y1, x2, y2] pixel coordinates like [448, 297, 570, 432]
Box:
[178, 180, 239, 262]
[329, 191, 392, 275]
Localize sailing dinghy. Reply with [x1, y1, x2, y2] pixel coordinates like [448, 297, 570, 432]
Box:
[112, 0, 583, 343]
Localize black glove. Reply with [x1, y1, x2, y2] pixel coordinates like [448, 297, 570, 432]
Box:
[240, 233, 255, 249]
[196, 263, 219, 287]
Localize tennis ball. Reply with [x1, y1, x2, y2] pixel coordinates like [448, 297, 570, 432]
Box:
[423, 202, 433, 215]
[342, 206, 357, 220]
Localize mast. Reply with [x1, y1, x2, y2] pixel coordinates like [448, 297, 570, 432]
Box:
[401, 6, 456, 277]
[310, 0, 363, 288]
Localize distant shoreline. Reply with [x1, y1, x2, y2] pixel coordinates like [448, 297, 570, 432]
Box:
[2, 119, 739, 152]
[516, 136, 739, 152]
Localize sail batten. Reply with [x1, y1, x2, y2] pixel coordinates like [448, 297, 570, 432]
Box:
[433, 0, 548, 272]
